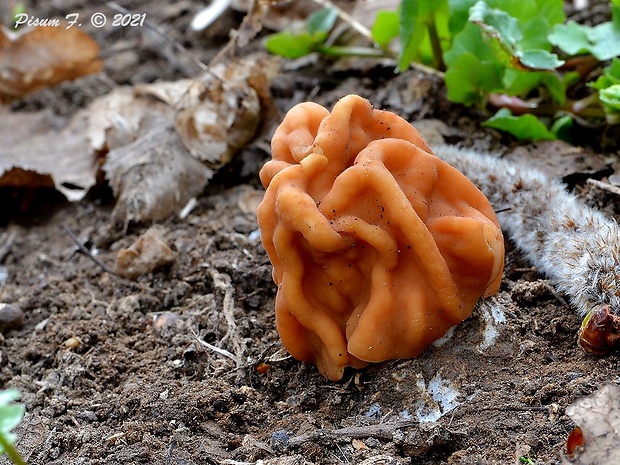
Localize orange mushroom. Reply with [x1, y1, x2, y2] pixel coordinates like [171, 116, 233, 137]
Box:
[257, 95, 504, 380]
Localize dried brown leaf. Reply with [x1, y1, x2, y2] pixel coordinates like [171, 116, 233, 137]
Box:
[104, 119, 213, 225]
[0, 107, 96, 201]
[564, 384, 620, 464]
[139, 55, 277, 168]
[88, 86, 175, 151]
[0, 25, 102, 102]
[115, 227, 176, 280]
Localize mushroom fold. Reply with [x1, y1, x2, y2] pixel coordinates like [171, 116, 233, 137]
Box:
[257, 95, 504, 380]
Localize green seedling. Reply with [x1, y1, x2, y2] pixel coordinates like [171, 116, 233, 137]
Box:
[11, 3, 25, 29]
[265, 0, 620, 142]
[0, 389, 27, 465]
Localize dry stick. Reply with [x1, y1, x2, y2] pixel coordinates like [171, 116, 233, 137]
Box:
[62, 225, 150, 291]
[0, 229, 16, 262]
[62, 224, 116, 275]
[210, 269, 246, 361]
[287, 419, 420, 447]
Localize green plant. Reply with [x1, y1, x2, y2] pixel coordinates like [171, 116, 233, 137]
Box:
[11, 3, 25, 29]
[265, 0, 620, 142]
[0, 389, 27, 465]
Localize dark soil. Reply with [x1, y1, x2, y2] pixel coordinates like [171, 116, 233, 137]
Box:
[1, 1, 619, 464]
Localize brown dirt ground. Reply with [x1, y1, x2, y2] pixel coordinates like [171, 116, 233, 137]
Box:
[2, 1, 620, 464]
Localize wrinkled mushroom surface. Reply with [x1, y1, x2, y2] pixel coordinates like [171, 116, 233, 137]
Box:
[257, 95, 504, 380]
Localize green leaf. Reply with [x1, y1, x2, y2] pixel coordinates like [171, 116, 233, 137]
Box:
[549, 5, 620, 61]
[590, 58, 620, 91]
[483, 108, 557, 140]
[547, 22, 590, 55]
[372, 10, 400, 47]
[550, 114, 574, 142]
[265, 31, 327, 58]
[399, 0, 449, 70]
[264, 7, 336, 59]
[307, 7, 338, 35]
[0, 389, 24, 454]
[468, 1, 563, 71]
[450, 0, 564, 36]
[0, 390, 20, 406]
[600, 84, 620, 111]
[541, 73, 566, 104]
[517, 49, 564, 70]
[445, 52, 504, 104]
[448, 0, 478, 34]
[469, 1, 522, 47]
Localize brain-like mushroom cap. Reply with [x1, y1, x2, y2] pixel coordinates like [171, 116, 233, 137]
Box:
[257, 95, 504, 380]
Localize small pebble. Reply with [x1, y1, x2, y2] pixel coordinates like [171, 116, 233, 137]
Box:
[64, 336, 82, 350]
[270, 430, 290, 451]
[0, 303, 24, 333]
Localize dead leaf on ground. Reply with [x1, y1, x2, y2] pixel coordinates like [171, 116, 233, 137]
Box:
[1, 53, 277, 222]
[0, 107, 96, 201]
[134, 54, 277, 167]
[0, 24, 102, 102]
[507, 140, 608, 183]
[564, 383, 620, 464]
[104, 118, 213, 226]
[115, 227, 177, 280]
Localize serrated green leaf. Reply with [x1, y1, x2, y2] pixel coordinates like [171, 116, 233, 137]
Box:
[444, 21, 496, 67]
[518, 49, 564, 70]
[467, 1, 563, 71]
[372, 10, 400, 47]
[549, 6, 620, 61]
[445, 52, 504, 104]
[547, 22, 590, 55]
[469, 1, 522, 47]
[450, 0, 564, 35]
[307, 7, 338, 35]
[600, 84, 620, 111]
[483, 108, 556, 140]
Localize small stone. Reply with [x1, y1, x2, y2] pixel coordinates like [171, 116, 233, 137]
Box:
[270, 430, 290, 452]
[0, 303, 24, 332]
[64, 336, 82, 350]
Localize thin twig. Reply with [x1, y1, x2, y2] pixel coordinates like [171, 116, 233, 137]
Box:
[193, 332, 241, 366]
[62, 224, 116, 275]
[587, 178, 620, 196]
[165, 439, 175, 465]
[0, 229, 16, 263]
[287, 419, 420, 447]
[210, 269, 246, 363]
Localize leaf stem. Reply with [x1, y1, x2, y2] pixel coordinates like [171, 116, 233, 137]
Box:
[318, 45, 388, 58]
[0, 433, 27, 465]
[427, 18, 445, 71]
